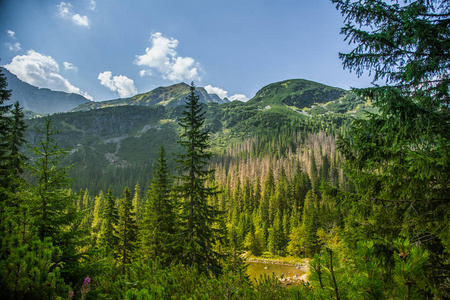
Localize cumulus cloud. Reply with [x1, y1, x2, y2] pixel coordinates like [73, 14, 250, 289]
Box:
[229, 94, 249, 102]
[135, 32, 201, 82]
[4, 50, 92, 100]
[63, 61, 78, 71]
[204, 84, 249, 102]
[6, 30, 15, 38]
[204, 85, 228, 99]
[98, 71, 137, 98]
[57, 2, 90, 28]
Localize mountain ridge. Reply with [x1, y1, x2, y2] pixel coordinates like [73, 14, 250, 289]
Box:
[1, 67, 91, 114]
[72, 82, 229, 111]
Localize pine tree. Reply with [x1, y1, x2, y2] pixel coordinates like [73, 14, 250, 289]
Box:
[302, 190, 320, 257]
[91, 190, 105, 234]
[117, 187, 138, 268]
[0, 68, 13, 198]
[0, 204, 69, 299]
[28, 116, 77, 240]
[330, 0, 450, 295]
[27, 116, 80, 284]
[175, 82, 222, 276]
[98, 187, 118, 257]
[5, 102, 26, 195]
[141, 146, 175, 264]
[132, 181, 143, 225]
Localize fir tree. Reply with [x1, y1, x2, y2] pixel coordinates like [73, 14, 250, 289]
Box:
[330, 0, 450, 295]
[175, 82, 222, 276]
[141, 146, 175, 264]
[98, 187, 118, 257]
[132, 181, 143, 225]
[5, 102, 26, 195]
[27, 116, 80, 283]
[0, 68, 12, 198]
[28, 117, 76, 239]
[117, 187, 138, 268]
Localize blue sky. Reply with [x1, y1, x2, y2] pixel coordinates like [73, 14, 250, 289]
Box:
[0, 0, 373, 102]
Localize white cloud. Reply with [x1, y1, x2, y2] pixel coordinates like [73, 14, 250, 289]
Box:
[135, 32, 201, 82]
[6, 30, 15, 38]
[72, 14, 90, 27]
[57, 2, 90, 28]
[98, 71, 137, 98]
[5, 30, 21, 51]
[63, 61, 77, 71]
[229, 94, 249, 102]
[5, 42, 21, 51]
[89, 0, 96, 10]
[4, 50, 92, 100]
[204, 85, 228, 99]
[204, 84, 249, 102]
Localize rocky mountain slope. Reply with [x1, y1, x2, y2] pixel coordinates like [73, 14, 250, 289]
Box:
[1, 67, 90, 114]
[72, 82, 229, 111]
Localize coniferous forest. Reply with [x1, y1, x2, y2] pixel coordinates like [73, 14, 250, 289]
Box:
[1, 0, 449, 299]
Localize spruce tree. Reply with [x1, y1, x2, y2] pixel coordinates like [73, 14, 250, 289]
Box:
[98, 187, 118, 257]
[329, 0, 450, 296]
[5, 102, 26, 195]
[132, 181, 142, 225]
[28, 116, 77, 240]
[117, 187, 138, 268]
[141, 146, 175, 264]
[0, 68, 13, 198]
[175, 82, 222, 276]
[27, 116, 80, 283]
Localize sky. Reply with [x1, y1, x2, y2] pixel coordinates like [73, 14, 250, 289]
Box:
[0, 0, 373, 102]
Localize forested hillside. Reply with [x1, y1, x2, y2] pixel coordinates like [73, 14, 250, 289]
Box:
[0, 0, 448, 299]
[23, 78, 365, 195]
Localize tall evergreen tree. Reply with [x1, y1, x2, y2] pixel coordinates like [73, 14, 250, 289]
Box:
[0, 68, 13, 197]
[328, 0, 450, 296]
[117, 187, 138, 268]
[141, 146, 175, 264]
[98, 187, 119, 257]
[27, 116, 80, 283]
[175, 82, 222, 276]
[132, 181, 143, 225]
[28, 116, 77, 240]
[5, 102, 26, 195]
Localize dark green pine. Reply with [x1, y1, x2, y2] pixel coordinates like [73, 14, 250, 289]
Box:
[141, 145, 176, 264]
[117, 187, 138, 268]
[175, 82, 222, 276]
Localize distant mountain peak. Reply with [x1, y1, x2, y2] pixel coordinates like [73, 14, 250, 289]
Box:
[72, 82, 228, 111]
[1, 67, 90, 114]
[249, 79, 348, 109]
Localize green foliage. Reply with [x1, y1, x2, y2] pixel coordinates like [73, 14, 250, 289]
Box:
[0, 204, 69, 299]
[0, 67, 13, 197]
[175, 83, 222, 276]
[117, 187, 138, 268]
[328, 0, 450, 297]
[98, 187, 119, 257]
[140, 146, 176, 264]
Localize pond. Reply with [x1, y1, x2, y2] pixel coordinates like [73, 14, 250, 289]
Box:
[245, 261, 306, 286]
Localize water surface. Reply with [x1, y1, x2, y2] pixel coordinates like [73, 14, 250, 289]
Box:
[246, 261, 306, 286]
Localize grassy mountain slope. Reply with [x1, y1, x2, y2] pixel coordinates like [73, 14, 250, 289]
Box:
[73, 83, 228, 111]
[24, 78, 371, 194]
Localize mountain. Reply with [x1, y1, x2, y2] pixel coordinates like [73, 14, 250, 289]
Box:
[23, 78, 370, 194]
[72, 82, 229, 111]
[1, 67, 90, 114]
[248, 79, 363, 116]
